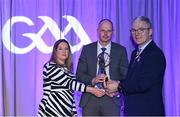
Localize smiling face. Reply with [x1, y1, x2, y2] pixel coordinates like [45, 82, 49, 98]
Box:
[97, 20, 113, 46]
[131, 20, 152, 46]
[56, 42, 70, 64]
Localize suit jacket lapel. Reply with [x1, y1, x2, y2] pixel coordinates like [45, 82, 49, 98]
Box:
[92, 42, 98, 76]
[109, 43, 113, 79]
[127, 50, 137, 77]
[109, 42, 117, 79]
[127, 41, 156, 78]
[140, 41, 155, 57]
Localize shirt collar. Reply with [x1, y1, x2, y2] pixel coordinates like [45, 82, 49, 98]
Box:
[97, 41, 111, 54]
[138, 39, 152, 52]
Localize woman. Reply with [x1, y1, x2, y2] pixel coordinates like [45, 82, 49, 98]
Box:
[38, 39, 105, 116]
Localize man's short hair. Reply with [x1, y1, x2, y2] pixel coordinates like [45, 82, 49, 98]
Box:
[133, 16, 152, 28]
[98, 19, 114, 30]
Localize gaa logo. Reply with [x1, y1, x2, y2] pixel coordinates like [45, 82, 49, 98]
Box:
[2, 15, 91, 54]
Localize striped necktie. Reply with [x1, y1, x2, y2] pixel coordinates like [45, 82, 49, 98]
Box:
[98, 48, 106, 74]
[135, 49, 141, 59]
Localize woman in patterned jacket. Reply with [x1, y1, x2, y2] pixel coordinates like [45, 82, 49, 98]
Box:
[38, 39, 106, 116]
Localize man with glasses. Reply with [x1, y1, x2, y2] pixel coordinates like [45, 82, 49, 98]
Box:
[106, 16, 166, 116]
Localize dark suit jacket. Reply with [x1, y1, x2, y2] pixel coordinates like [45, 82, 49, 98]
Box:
[121, 41, 166, 116]
[76, 41, 128, 108]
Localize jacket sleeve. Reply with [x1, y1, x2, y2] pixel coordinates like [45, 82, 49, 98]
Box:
[55, 67, 87, 92]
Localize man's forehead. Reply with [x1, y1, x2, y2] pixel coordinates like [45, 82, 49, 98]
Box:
[132, 20, 148, 27]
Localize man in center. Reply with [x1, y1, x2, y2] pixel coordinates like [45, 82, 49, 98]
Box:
[76, 19, 129, 116]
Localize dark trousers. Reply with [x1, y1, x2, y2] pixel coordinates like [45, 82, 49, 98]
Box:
[82, 95, 121, 116]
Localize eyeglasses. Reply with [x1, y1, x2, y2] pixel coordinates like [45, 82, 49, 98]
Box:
[130, 28, 150, 34]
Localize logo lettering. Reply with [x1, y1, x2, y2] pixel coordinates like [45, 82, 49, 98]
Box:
[2, 15, 91, 54]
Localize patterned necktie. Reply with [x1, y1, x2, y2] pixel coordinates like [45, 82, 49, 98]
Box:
[101, 47, 106, 53]
[96, 48, 106, 89]
[101, 47, 106, 61]
[134, 48, 142, 63]
[98, 48, 106, 74]
[135, 49, 141, 59]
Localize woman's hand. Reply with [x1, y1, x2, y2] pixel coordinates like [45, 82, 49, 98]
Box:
[72, 114, 77, 117]
[86, 86, 105, 97]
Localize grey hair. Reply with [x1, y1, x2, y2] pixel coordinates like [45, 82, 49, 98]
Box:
[133, 16, 152, 28]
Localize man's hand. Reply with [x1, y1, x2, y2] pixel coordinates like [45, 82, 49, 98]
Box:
[106, 91, 120, 97]
[105, 80, 120, 94]
[92, 74, 107, 85]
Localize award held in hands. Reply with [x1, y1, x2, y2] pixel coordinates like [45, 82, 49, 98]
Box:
[96, 48, 111, 89]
